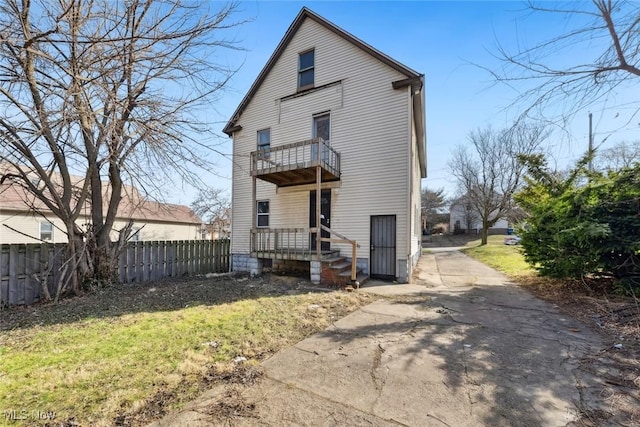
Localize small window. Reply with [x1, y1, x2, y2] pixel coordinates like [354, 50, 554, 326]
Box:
[257, 128, 270, 157]
[130, 227, 141, 241]
[257, 201, 269, 227]
[298, 49, 315, 90]
[40, 221, 53, 241]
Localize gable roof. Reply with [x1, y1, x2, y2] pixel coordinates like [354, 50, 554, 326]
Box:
[0, 174, 201, 225]
[223, 7, 423, 136]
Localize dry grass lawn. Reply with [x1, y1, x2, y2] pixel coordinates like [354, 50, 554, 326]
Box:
[0, 273, 375, 426]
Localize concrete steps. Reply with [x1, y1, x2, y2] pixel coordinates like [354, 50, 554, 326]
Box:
[321, 256, 368, 287]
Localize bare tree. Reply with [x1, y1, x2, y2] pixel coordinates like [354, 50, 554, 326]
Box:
[449, 123, 547, 245]
[190, 187, 230, 239]
[596, 140, 640, 170]
[0, 0, 242, 297]
[493, 1, 640, 126]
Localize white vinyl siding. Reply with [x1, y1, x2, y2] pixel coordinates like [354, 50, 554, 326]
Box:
[231, 19, 414, 270]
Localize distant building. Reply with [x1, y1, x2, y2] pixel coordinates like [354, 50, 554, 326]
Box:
[449, 198, 509, 235]
[0, 176, 202, 244]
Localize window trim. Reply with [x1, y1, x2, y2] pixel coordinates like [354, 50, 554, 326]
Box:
[298, 49, 315, 91]
[40, 221, 53, 242]
[256, 200, 270, 228]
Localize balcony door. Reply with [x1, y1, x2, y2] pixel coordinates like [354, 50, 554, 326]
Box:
[312, 113, 330, 162]
[310, 190, 331, 251]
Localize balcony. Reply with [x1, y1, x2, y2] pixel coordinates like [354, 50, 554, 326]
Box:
[250, 139, 340, 187]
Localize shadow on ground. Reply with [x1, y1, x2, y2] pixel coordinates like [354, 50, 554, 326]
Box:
[255, 283, 605, 427]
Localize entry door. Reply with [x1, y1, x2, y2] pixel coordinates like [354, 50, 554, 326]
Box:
[310, 190, 331, 251]
[312, 113, 330, 162]
[370, 215, 396, 279]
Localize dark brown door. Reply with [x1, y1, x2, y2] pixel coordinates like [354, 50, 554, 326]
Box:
[310, 190, 331, 251]
[370, 215, 396, 279]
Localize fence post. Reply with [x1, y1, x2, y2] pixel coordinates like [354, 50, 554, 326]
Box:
[193, 240, 199, 274]
[135, 242, 144, 283]
[212, 240, 219, 272]
[1, 245, 8, 305]
[166, 241, 173, 278]
[24, 244, 37, 304]
[160, 241, 167, 278]
[8, 244, 19, 305]
[118, 243, 126, 284]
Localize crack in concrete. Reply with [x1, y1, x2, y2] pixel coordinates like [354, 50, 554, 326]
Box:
[460, 338, 476, 417]
[259, 374, 408, 426]
[370, 343, 386, 391]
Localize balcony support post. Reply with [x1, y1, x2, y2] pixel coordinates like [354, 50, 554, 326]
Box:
[316, 165, 321, 261]
[251, 176, 257, 254]
[251, 176, 256, 229]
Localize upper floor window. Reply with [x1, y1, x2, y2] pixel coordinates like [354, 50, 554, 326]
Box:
[298, 49, 315, 90]
[40, 221, 53, 241]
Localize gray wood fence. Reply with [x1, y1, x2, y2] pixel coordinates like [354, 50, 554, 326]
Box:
[1, 239, 230, 306]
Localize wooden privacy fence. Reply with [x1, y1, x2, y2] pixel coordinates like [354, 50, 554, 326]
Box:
[0, 239, 230, 306]
[118, 239, 230, 284]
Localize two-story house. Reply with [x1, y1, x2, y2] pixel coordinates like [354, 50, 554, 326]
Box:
[224, 8, 426, 284]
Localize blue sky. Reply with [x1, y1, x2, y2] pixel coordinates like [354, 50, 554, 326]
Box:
[168, 1, 640, 205]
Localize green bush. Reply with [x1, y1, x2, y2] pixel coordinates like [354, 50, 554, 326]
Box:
[516, 155, 640, 289]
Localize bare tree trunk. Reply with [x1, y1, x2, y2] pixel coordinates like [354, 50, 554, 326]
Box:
[0, 0, 242, 300]
[481, 219, 489, 245]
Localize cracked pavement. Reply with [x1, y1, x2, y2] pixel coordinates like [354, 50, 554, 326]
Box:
[151, 250, 605, 426]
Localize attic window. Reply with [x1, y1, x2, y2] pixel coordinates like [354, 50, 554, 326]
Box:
[298, 49, 315, 90]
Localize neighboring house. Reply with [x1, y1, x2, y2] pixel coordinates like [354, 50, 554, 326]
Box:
[0, 180, 202, 244]
[449, 198, 509, 235]
[224, 8, 426, 284]
[200, 208, 232, 240]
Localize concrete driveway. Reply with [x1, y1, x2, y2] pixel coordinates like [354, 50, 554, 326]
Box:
[152, 251, 605, 426]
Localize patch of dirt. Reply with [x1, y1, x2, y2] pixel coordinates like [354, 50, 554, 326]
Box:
[518, 276, 640, 426]
[201, 387, 258, 425]
[115, 364, 264, 426]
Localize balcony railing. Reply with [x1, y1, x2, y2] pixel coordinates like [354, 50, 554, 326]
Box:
[251, 227, 359, 282]
[250, 139, 340, 186]
[251, 228, 315, 260]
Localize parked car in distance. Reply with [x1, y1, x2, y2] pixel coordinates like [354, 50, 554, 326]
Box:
[504, 235, 521, 245]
